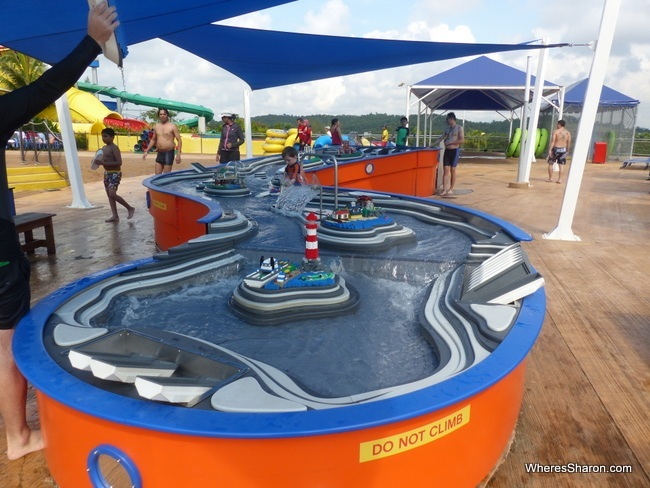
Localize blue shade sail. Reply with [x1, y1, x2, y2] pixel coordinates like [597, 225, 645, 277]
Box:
[1, 1, 567, 91]
[162, 25, 567, 90]
[0, 0, 297, 64]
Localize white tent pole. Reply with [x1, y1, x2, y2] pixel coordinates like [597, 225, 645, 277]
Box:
[521, 39, 549, 181]
[55, 95, 93, 209]
[515, 56, 532, 182]
[559, 86, 565, 120]
[416, 100, 421, 146]
[422, 107, 427, 146]
[421, 105, 425, 145]
[508, 111, 513, 143]
[243, 89, 252, 158]
[544, 0, 621, 241]
[405, 85, 411, 120]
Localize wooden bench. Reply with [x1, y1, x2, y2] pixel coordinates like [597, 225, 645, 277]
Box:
[14, 212, 57, 254]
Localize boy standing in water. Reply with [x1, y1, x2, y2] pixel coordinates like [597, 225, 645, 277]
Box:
[99, 128, 135, 222]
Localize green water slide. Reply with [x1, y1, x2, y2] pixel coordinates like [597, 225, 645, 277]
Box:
[76, 82, 214, 127]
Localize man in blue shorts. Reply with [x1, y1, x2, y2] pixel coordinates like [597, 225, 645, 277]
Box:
[434, 112, 464, 197]
[143, 108, 182, 174]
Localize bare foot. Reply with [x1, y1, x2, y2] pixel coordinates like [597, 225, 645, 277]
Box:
[556, 180, 561, 184]
[105, 217, 119, 222]
[7, 429, 44, 460]
[127, 207, 135, 220]
[546, 179, 552, 182]
[447, 190, 454, 195]
[440, 192, 448, 197]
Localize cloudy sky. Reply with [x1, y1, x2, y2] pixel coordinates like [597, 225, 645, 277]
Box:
[88, 0, 650, 127]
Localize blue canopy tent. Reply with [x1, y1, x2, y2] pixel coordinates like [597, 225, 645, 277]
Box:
[540, 79, 640, 160]
[407, 56, 562, 147]
[563, 79, 640, 107]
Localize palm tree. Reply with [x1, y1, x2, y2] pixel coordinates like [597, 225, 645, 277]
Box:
[0, 49, 46, 89]
[0, 50, 46, 158]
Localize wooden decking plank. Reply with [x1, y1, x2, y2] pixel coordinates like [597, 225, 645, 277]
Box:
[529, 244, 650, 477]
[489, 319, 647, 487]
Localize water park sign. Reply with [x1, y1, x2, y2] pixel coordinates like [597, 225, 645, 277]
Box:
[359, 405, 471, 462]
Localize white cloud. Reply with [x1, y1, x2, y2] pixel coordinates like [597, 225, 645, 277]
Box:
[365, 21, 476, 43]
[304, 0, 351, 35]
[218, 11, 273, 30]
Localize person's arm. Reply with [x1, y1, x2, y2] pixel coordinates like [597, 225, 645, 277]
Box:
[548, 131, 557, 151]
[1, 1, 118, 224]
[1, 2, 117, 133]
[456, 126, 464, 146]
[296, 164, 306, 184]
[113, 145, 123, 166]
[173, 125, 182, 162]
[235, 125, 245, 147]
[216, 127, 224, 160]
[283, 164, 294, 184]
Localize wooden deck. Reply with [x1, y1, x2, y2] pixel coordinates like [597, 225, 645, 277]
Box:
[1, 155, 648, 487]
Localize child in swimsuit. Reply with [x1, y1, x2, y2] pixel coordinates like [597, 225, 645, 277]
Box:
[282, 146, 304, 186]
[99, 128, 135, 222]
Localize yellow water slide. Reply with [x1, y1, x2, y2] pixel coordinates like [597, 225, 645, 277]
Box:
[38, 87, 122, 134]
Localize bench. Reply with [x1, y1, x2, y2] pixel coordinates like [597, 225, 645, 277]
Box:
[14, 212, 57, 254]
[620, 157, 650, 169]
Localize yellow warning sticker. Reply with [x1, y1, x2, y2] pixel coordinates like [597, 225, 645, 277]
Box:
[152, 200, 167, 210]
[359, 405, 471, 462]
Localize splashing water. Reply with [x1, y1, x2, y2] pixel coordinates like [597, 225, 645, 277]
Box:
[275, 184, 320, 216]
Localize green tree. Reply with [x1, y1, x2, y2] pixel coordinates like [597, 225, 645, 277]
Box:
[0, 50, 47, 158]
[0, 50, 46, 90]
[141, 107, 179, 124]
